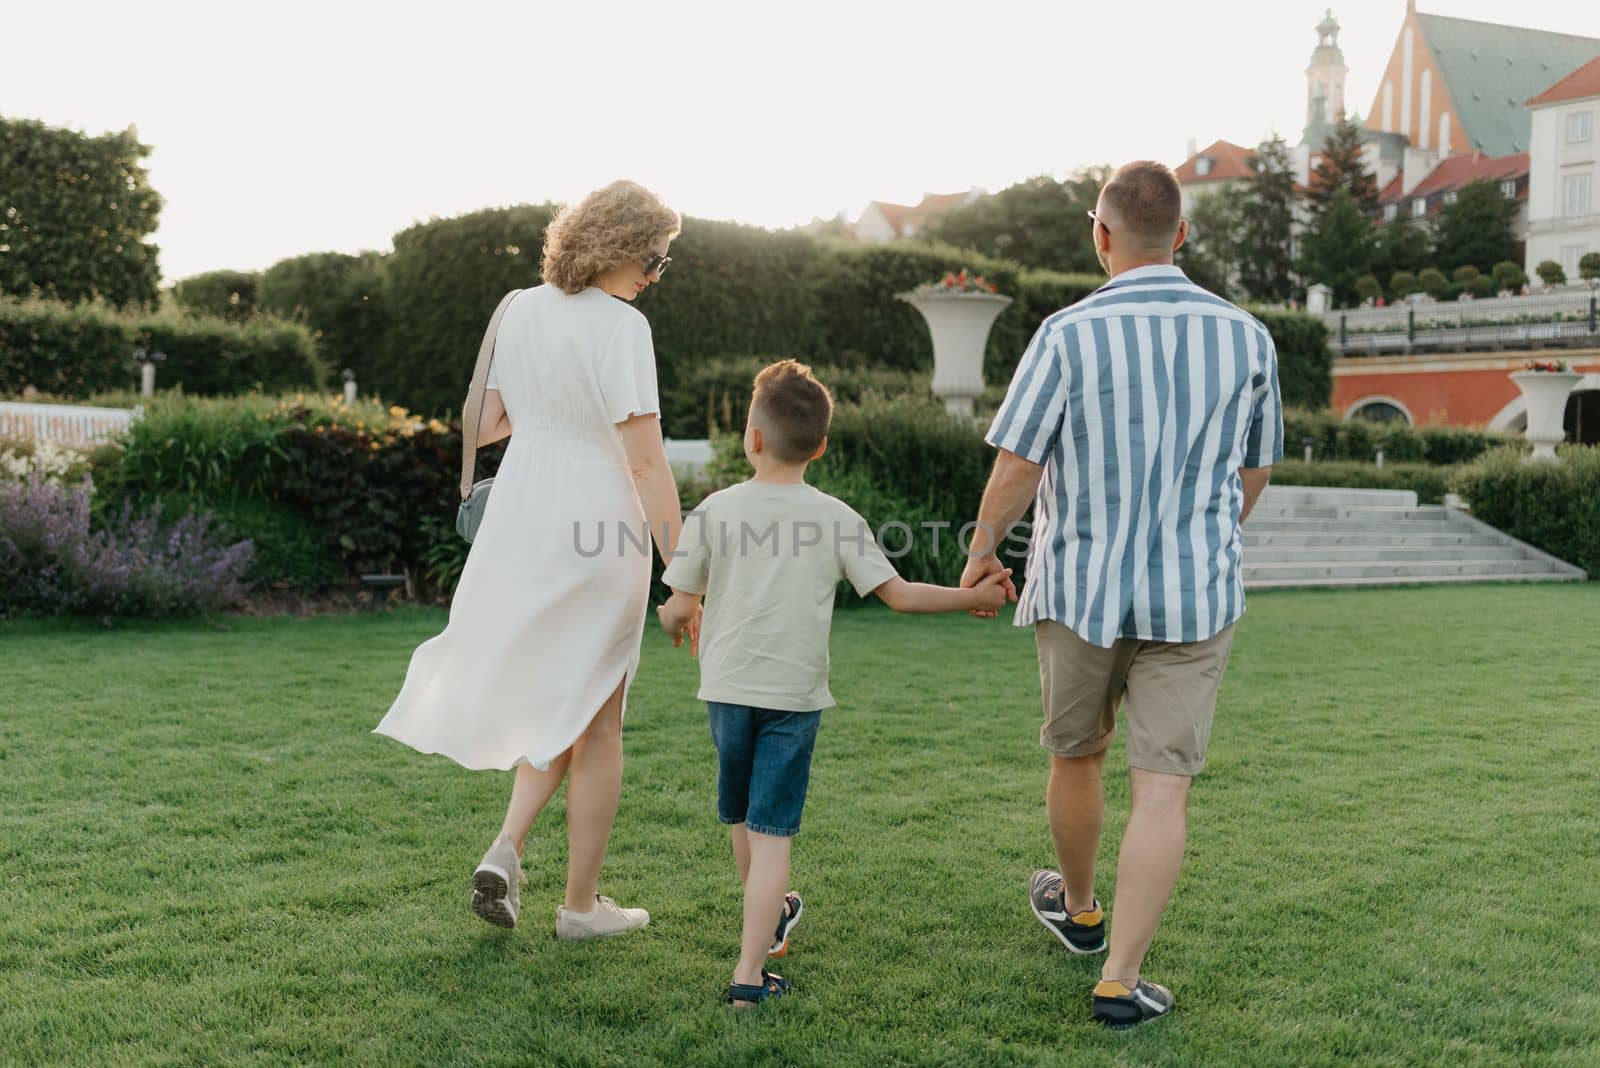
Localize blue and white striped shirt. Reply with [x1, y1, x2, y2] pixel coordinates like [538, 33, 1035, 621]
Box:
[986, 265, 1284, 649]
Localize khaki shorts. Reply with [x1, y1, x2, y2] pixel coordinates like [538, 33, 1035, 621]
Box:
[1034, 620, 1236, 777]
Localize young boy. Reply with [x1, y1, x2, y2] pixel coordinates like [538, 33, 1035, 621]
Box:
[657, 359, 1011, 1007]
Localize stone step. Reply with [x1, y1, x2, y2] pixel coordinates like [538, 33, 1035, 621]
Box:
[1245, 571, 1582, 590]
[1258, 485, 1418, 509]
[1246, 517, 1460, 536]
[1241, 558, 1564, 582]
[1243, 544, 1531, 564]
[1244, 531, 1503, 549]
[1248, 504, 1450, 523]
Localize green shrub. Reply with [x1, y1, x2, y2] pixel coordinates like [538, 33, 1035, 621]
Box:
[1492, 261, 1527, 292]
[1451, 265, 1480, 284]
[1390, 270, 1419, 298]
[1418, 267, 1450, 298]
[170, 270, 261, 321]
[1465, 275, 1495, 299]
[1355, 275, 1382, 303]
[0, 296, 322, 398]
[1581, 253, 1600, 282]
[1536, 260, 1566, 287]
[1265, 460, 1457, 503]
[1452, 445, 1600, 575]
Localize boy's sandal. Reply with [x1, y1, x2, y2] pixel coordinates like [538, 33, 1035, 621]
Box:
[725, 970, 790, 1007]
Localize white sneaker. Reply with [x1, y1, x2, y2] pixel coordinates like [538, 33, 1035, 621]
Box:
[555, 894, 650, 940]
[471, 835, 522, 929]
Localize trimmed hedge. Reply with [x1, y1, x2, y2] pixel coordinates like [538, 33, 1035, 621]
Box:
[1284, 408, 1510, 465]
[1266, 460, 1458, 503]
[170, 270, 260, 321]
[660, 355, 929, 437]
[1453, 445, 1600, 576]
[259, 252, 388, 389]
[0, 297, 324, 398]
[1252, 310, 1332, 411]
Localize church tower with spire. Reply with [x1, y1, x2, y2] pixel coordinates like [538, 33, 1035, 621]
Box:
[1303, 8, 1349, 149]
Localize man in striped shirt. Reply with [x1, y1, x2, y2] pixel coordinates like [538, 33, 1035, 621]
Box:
[961, 161, 1283, 1027]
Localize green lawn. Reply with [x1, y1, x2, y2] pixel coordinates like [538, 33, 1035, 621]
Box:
[3, 585, 1599, 1066]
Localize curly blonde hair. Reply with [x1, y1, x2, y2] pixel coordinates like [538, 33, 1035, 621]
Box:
[540, 180, 681, 294]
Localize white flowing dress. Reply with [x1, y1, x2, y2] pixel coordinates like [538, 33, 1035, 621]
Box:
[375, 285, 660, 771]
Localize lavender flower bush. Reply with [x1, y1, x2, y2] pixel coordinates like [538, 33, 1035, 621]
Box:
[0, 474, 253, 618]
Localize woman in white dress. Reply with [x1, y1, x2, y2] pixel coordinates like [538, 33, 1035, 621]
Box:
[376, 181, 697, 939]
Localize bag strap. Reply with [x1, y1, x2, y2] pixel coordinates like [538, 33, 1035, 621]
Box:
[459, 289, 523, 500]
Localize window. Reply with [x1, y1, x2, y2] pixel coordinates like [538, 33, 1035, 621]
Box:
[1500, 179, 1517, 198]
[1412, 198, 1427, 218]
[1443, 191, 1459, 205]
[1384, 203, 1399, 221]
[1565, 173, 1593, 217]
[1350, 400, 1411, 426]
[1568, 111, 1593, 145]
[1561, 244, 1587, 279]
[1196, 157, 1213, 176]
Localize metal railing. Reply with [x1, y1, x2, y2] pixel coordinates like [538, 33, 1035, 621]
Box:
[1324, 286, 1600, 355]
[0, 402, 141, 446]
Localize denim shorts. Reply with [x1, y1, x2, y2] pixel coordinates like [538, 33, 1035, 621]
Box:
[706, 702, 822, 837]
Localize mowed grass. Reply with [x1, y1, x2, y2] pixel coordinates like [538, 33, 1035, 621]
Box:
[2, 584, 1598, 1066]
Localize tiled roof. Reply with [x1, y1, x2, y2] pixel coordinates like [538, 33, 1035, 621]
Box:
[1174, 140, 1254, 183]
[1377, 152, 1529, 205]
[865, 192, 973, 235]
[1527, 54, 1600, 107]
[1418, 13, 1600, 155]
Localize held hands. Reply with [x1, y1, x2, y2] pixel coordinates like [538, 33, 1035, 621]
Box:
[656, 591, 702, 655]
[960, 554, 1018, 619]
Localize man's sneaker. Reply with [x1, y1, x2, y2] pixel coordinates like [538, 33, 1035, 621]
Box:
[555, 894, 650, 940]
[1027, 870, 1106, 953]
[1092, 978, 1174, 1028]
[472, 835, 522, 929]
[768, 892, 804, 957]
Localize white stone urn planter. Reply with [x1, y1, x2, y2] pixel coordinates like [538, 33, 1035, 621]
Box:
[1509, 369, 1581, 462]
[897, 288, 1013, 418]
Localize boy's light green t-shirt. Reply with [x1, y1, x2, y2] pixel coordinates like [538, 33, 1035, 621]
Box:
[661, 480, 899, 712]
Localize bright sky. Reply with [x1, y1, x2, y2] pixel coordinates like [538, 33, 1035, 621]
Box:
[6, 0, 1596, 282]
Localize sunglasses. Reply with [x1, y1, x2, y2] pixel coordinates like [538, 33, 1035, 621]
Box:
[642, 253, 672, 279]
[1086, 209, 1108, 234]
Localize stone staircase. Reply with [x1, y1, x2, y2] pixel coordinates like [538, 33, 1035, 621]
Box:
[1242, 486, 1587, 590]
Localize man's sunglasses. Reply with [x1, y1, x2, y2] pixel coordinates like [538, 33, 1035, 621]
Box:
[642, 254, 672, 279]
[1086, 209, 1108, 234]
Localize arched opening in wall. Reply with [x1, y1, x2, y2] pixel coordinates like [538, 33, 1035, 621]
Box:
[1347, 399, 1412, 425]
[1565, 390, 1600, 446]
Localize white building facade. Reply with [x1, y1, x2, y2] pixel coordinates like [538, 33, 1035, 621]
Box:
[1525, 59, 1600, 281]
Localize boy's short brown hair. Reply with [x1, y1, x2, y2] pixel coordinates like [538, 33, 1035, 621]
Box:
[750, 359, 834, 463]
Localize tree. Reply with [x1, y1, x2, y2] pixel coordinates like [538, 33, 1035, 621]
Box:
[923, 168, 1107, 274]
[1175, 186, 1245, 299]
[1536, 260, 1566, 287]
[1355, 275, 1382, 303]
[260, 251, 389, 387]
[1418, 267, 1450, 298]
[1390, 271, 1419, 298]
[1580, 252, 1600, 281]
[1371, 216, 1432, 283]
[0, 116, 163, 308]
[1310, 115, 1380, 213]
[1237, 135, 1297, 302]
[1432, 180, 1517, 273]
[1299, 188, 1377, 306]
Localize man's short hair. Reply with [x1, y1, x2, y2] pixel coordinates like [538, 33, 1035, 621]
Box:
[1100, 161, 1183, 250]
[750, 359, 834, 463]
